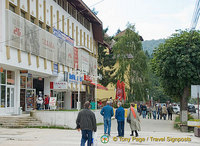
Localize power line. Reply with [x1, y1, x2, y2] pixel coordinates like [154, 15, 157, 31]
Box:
[191, 0, 200, 29]
[0, 0, 104, 45]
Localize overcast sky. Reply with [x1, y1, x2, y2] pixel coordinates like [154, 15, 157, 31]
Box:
[83, 0, 197, 40]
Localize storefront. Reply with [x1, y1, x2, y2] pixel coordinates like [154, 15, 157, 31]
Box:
[0, 68, 16, 115]
[50, 82, 71, 110]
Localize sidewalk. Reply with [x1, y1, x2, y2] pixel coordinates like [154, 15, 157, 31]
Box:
[0, 115, 199, 146]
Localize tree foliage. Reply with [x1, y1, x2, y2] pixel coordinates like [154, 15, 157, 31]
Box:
[151, 30, 200, 121]
[113, 24, 149, 101]
[98, 28, 116, 86]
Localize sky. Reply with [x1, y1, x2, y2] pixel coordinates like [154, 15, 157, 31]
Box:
[83, 0, 197, 40]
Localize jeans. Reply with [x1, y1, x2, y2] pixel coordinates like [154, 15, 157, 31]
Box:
[153, 111, 156, 120]
[142, 111, 146, 118]
[168, 113, 172, 120]
[157, 112, 160, 119]
[117, 121, 124, 136]
[81, 130, 92, 146]
[163, 114, 167, 120]
[104, 118, 111, 135]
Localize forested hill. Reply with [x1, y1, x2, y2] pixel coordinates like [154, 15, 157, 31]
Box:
[142, 39, 165, 55]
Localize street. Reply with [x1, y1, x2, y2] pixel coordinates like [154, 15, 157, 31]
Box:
[0, 115, 199, 146]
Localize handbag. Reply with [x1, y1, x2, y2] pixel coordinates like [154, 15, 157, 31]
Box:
[127, 113, 131, 123]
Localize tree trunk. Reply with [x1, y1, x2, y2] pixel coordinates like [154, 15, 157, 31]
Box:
[180, 86, 189, 122]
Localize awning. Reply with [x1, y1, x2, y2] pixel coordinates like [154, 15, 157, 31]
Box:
[90, 82, 108, 90]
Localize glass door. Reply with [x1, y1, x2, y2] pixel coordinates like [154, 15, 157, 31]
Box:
[7, 86, 14, 108]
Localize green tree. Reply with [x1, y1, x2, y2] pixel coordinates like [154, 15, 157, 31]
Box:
[113, 24, 149, 101]
[98, 28, 116, 86]
[151, 30, 200, 122]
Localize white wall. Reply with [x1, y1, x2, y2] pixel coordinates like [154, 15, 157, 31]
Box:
[31, 110, 103, 129]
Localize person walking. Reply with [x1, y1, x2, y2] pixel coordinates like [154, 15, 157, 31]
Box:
[76, 101, 97, 146]
[100, 101, 114, 136]
[147, 105, 152, 119]
[152, 105, 157, 120]
[141, 103, 147, 118]
[167, 104, 173, 120]
[127, 103, 141, 137]
[162, 104, 167, 120]
[115, 102, 125, 137]
[158, 104, 162, 120]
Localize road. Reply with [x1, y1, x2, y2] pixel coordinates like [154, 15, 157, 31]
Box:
[0, 115, 200, 146]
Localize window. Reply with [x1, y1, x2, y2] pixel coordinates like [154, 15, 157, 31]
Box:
[72, 6, 76, 19]
[84, 18, 90, 31]
[31, 16, 35, 23]
[39, 21, 43, 28]
[0, 70, 6, 84]
[1, 85, 6, 108]
[21, 10, 26, 18]
[68, 3, 72, 15]
[77, 12, 84, 25]
[7, 71, 15, 85]
[9, 4, 15, 12]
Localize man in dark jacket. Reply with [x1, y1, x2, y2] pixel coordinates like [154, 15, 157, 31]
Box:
[76, 101, 97, 146]
[115, 102, 125, 137]
[100, 101, 114, 136]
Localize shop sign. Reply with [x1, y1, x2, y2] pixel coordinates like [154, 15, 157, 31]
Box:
[49, 97, 57, 107]
[84, 75, 92, 82]
[53, 63, 58, 76]
[20, 70, 28, 74]
[53, 28, 74, 46]
[64, 71, 68, 82]
[74, 47, 78, 69]
[54, 82, 68, 89]
[69, 73, 83, 83]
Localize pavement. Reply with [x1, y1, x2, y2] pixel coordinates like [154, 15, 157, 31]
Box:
[0, 115, 200, 146]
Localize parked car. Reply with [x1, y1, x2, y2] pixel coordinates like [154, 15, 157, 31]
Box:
[172, 105, 180, 114]
[188, 104, 196, 113]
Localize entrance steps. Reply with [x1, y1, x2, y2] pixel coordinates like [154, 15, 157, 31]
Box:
[0, 114, 45, 128]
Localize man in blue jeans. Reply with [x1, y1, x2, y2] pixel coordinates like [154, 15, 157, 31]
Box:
[76, 101, 97, 146]
[115, 102, 125, 137]
[100, 101, 114, 136]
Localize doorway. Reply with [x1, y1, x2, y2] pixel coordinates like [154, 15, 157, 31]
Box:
[7, 86, 14, 108]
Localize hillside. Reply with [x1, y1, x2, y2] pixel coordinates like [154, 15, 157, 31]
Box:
[142, 39, 165, 55]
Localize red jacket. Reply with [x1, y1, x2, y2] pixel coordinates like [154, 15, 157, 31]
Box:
[44, 97, 49, 105]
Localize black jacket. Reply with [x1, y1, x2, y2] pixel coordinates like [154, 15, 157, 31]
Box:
[76, 109, 97, 132]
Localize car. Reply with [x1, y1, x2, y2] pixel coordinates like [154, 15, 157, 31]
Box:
[188, 105, 196, 113]
[172, 105, 180, 114]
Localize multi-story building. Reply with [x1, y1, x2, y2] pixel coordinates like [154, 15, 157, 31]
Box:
[0, 0, 103, 115]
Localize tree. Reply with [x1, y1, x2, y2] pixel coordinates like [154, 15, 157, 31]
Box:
[98, 28, 116, 86]
[151, 30, 200, 122]
[113, 24, 149, 101]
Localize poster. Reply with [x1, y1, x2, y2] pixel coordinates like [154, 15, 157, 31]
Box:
[49, 97, 57, 107]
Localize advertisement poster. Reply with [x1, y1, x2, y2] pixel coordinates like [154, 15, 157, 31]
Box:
[49, 97, 57, 107]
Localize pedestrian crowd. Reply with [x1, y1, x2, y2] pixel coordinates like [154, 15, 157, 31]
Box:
[76, 98, 176, 146]
[137, 103, 174, 120]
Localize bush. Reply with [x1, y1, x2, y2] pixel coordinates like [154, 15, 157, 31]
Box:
[122, 103, 130, 108]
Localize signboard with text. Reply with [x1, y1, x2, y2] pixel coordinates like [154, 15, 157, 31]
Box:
[49, 97, 57, 107]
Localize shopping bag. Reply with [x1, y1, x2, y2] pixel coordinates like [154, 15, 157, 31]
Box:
[91, 132, 97, 146]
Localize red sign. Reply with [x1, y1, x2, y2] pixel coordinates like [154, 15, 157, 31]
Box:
[0, 67, 3, 73]
[74, 47, 78, 69]
[84, 75, 92, 82]
[116, 80, 126, 101]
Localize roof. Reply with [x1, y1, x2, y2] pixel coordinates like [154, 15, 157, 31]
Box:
[67, 0, 103, 43]
[115, 30, 144, 41]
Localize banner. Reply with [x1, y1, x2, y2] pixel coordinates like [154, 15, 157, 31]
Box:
[116, 80, 126, 101]
[74, 47, 79, 69]
[5, 10, 74, 67]
[89, 56, 97, 76]
[79, 49, 89, 73]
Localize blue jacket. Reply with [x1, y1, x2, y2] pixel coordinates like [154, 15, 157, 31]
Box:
[115, 106, 125, 121]
[100, 105, 114, 119]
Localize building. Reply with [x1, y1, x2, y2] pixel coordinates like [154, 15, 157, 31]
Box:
[97, 30, 144, 103]
[0, 0, 103, 115]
